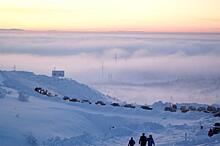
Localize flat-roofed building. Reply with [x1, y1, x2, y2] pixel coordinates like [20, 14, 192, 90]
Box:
[52, 70, 65, 78]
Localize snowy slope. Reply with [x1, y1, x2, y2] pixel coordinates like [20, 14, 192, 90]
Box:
[0, 71, 109, 102]
[0, 70, 220, 146]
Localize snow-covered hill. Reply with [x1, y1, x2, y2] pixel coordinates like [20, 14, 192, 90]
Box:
[0, 71, 109, 102]
[0, 70, 219, 146]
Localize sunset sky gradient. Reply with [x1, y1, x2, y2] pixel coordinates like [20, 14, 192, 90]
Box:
[0, 0, 220, 32]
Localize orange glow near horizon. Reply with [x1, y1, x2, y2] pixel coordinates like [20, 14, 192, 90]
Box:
[0, 0, 220, 32]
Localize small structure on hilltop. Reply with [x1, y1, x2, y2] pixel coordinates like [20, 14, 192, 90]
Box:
[52, 69, 65, 78]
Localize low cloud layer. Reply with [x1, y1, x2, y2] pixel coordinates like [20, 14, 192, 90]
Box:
[0, 32, 220, 57]
[0, 31, 220, 83]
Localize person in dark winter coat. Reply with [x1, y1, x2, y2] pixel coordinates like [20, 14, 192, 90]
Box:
[208, 128, 214, 137]
[128, 137, 135, 146]
[147, 135, 155, 146]
[139, 133, 148, 146]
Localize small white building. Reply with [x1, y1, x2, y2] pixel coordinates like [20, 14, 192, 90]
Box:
[52, 70, 65, 78]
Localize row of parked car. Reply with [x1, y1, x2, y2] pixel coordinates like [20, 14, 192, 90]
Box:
[34, 87, 151, 110]
[34, 87, 57, 97]
[164, 104, 220, 115]
[62, 96, 153, 110]
[208, 122, 220, 137]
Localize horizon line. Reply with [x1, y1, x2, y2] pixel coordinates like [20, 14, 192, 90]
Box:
[1, 28, 220, 34]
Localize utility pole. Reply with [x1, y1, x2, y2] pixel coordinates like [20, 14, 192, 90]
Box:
[185, 132, 187, 141]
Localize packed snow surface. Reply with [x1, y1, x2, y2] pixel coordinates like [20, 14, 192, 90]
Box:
[0, 71, 219, 146]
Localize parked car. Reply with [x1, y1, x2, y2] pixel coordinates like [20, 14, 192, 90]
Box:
[164, 106, 176, 112]
[207, 106, 217, 113]
[111, 103, 120, 107]
[180, 106, 189, 113]
[213, 122, 220, 133]
[63, 96, 70, 101]
[69, 98, 80, 102]
[81, 99, 92, 104]
[209, 122, 220, 137]
[197, 107, 206, 112]
[141, 105, 153, 110]
[95, 101, 106, 106]
[123, 104, 135, 108]
[189, 106, 196, 111]
[214, 112, 220, 117]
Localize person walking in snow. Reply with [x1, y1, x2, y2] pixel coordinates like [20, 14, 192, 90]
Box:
[139, 133, 147, 146]
[128, 137, 135, 146]
[147, 135, 155, 146]
[208, 128, 214, 137]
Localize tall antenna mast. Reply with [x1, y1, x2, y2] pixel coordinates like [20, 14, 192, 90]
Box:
[101, 62, 104, 80]
[170, 96, 174, 104]
[114, 53, 118, 63]
[13, 65, 16, 71]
